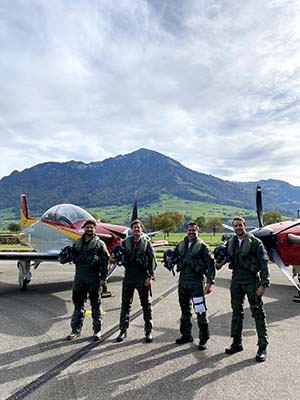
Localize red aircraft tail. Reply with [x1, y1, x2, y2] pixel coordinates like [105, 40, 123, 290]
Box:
[20, 194, 37, 227]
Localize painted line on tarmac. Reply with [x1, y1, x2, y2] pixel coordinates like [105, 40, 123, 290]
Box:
[6, 282, 178, 400]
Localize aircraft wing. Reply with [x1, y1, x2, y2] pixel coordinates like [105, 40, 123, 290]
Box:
[0, 252, 59, 262]
[222, 224, 234, 231]
[152, 240, 168, 247]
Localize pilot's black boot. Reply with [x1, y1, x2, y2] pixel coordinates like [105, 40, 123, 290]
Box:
[93, 331, 101, 341]
[225, 338, 243, 354]
[255, 346, 267, 362]
[116, 330, 127, 343]
[175, 335, 193, 344]
[144, 332, 153, 343]
[198, 340, 208, 351]
[66, 330, 81, 341]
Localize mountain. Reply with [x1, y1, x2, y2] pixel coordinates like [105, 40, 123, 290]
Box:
[0, 148, 299, 216]
[237, 180, 300, 216]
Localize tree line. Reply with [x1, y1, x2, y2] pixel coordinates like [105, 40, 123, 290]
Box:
[4, 209, 283, 233]
[143, 209, 283, 234]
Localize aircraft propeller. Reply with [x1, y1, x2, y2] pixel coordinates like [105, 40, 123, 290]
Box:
[253, 185, 300, 291]
[256, 185, 264, 228]
[131, 191, 138, 222]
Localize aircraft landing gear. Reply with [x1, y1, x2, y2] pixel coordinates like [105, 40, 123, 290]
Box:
[17, 260, 32, 290]
[293, 274, 300, 303]
[293, 293, 300, 303]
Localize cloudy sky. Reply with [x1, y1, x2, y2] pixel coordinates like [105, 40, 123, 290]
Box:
[1, 0, 300, 185]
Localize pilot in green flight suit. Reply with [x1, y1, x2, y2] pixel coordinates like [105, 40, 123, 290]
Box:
[66, 220, 109, 341]
[174, 221, 216, 350]
[115, 219, 157, 343]
[217, 216, 270, 362]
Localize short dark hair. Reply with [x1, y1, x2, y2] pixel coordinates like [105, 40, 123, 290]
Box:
[187, 221, 199, 230]
[82, 219, 96, 228]
[131, 219, 143, 229]
[232, 216, 246, 225]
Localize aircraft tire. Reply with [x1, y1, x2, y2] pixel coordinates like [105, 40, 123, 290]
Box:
[20, 279, 29, 291]
[293, 295, 300, 303]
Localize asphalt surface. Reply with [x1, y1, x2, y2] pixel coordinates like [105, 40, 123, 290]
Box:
[0, 260, 299, 400]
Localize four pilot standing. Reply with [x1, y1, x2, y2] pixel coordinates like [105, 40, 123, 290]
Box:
[65, 216, 269, 363]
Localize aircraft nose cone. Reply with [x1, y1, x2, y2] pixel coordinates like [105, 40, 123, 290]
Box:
[252, 227, 277, 249]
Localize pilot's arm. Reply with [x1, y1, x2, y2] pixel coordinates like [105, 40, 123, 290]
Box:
[98, 241, 110, 284]
[256, 241, 270, 297]
[202, 243, 215, 295]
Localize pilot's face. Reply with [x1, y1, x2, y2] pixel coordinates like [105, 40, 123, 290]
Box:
[84, 224, 96, 237]
[232, 220, 247, 238]
[187, 225, 199, 242]
[132, 222, 142, 239]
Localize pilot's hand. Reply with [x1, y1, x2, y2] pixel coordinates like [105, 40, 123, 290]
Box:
[109, 255, 116, 263]
[100, 280, 107, 289]
[256, 286, 265, 297]
[144, 277, 152, 287]
[204, 283, 212, 295]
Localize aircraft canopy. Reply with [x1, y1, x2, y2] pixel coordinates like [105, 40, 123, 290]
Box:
[41, 204, 94, 226]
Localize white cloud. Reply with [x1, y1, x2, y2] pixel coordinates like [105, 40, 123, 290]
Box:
[1, 0, 300, 185]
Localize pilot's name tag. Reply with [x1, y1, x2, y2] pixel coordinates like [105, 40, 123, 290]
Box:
[192, 296, 206, 313]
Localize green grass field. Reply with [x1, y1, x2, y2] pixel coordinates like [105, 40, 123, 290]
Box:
[153, 231, 223, 260]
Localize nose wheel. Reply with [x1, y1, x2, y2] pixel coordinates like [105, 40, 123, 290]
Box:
[17, 260, 32, 291]
[293, 274, 300, 302]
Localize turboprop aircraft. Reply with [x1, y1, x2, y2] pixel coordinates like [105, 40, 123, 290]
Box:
[222, 185, 300, 302]
[0, 194, 167, 290]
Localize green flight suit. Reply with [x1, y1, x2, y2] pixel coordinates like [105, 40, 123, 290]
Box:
[175, 237, 216, 343]
[71, 235, 109, 334]
[227, 233, 270, 348]
[119, 235, 157, 334]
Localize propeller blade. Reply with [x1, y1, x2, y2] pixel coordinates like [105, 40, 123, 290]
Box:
[256, 185, 263, 228]
[103, 228, 127, 240]
[131, 191, 138, 222]
[268, 248, 300, 291]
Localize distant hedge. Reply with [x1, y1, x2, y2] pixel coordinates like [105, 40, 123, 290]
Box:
[0, 236, 21, 245]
